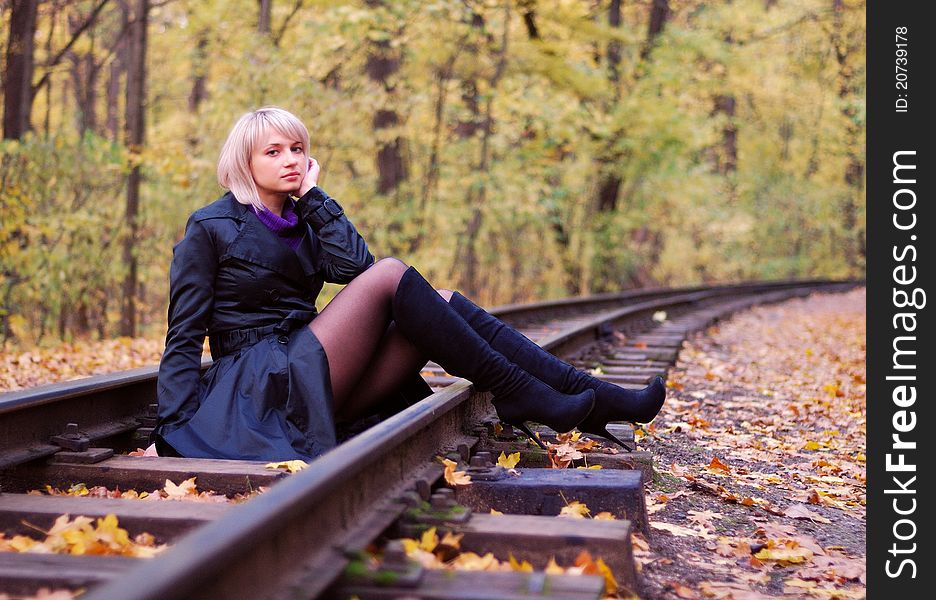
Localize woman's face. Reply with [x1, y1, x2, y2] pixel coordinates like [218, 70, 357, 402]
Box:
[250, 130, 307, 204]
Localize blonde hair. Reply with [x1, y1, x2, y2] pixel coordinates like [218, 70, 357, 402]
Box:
[217, 106, 311, 211]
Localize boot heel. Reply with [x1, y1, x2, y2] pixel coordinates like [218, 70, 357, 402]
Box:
[585, 425, 634, 453]
[510, 421, 548, 451]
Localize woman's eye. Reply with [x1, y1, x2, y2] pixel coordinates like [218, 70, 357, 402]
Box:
[292, 147, 303, 154]
[267, 150, 278, 156]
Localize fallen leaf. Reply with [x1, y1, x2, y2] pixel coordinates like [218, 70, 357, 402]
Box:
[441, 458, 472, 486]
[706, 456, 731, 474]
[559, 501, 591, 519]
[652, 522, 710, 538]
[264, 460, 308, 474]
[670, 582, 700, 599]
[783, 503, 832, 524]
[163, 477, 197, 499]
[544, 557, 565, 574]
[508, 553, 534, 572]
[496, 451, 520, 469]
[754, 545, 813, 564]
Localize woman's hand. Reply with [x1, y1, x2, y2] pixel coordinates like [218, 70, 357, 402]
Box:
[299, 157, 320, 197]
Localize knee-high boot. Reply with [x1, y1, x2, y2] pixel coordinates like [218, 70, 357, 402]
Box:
[449, 291, 666, 450]
[392, 267, 594, 443]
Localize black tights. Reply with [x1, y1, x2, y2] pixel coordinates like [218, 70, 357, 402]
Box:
[308, 258, 452, 422]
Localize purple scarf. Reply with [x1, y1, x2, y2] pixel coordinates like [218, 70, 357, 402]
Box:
[253, 200, 303, 251]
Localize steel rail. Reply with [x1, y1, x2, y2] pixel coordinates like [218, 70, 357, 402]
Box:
[78, 279, 860, 600]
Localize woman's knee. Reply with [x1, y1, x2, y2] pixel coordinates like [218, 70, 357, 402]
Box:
[370, 257, 409, 277]
[356, 257, 408, 291]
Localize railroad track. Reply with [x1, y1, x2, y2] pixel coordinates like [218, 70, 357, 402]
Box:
[0, 279, 860, 599]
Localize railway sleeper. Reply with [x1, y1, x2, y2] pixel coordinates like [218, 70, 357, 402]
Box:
[1, 455, 287, 497]
[394, 503, 638, 589]
[0, 493, 227, 542]
[473, 423, 653, 482]
[451, 464, 648, 536]
[335, 566, 606, 600]
[0, 553, 132, 596]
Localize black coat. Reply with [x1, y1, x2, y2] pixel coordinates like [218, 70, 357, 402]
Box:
[153, 187, 424, 460]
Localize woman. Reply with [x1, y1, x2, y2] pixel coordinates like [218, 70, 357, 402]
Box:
[152, 107, 666, 461]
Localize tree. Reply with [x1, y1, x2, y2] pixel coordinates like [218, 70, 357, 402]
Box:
[120, 0, 148, 337]
[364, 0, 408, 195]
[3, 0, 40, 139]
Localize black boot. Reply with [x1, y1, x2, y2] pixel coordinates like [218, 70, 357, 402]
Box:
[449, 291, 666, 451]
[392, 267, 594, 445]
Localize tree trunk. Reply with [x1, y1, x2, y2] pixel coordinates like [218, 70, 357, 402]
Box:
[43, 1, 59, 137]
[258, 0, 272, 34]
[457, 7, 509, 298]
[68, 10, 100, 135]
[120, 0, 148, 337]
[641, 0, 670, 60]
[364, 0, 408, 195]
[606, 0, 621, 90]
[106, 1, 129, 142]
[188, 32, 209, 114]
[831, 0, 864, 266]
[713, 93, 737, 174]
[519, 0, 539, 39]
[3, 0, 39, 139]
[593, 0, 624, 215]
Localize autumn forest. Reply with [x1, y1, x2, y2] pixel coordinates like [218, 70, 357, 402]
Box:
[1, 0, 865, 345]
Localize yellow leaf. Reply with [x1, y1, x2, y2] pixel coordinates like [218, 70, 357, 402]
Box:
[264, 460, 308, 473]
[594, 512, 616, 520]
[67, 483, 90, 496]
[509, 553, 534, 572]
[496, 451, 521, 469]
[163, 477, 198, 498]
[439, 531, 463, 549]
[559, 501, 590, 519]
[754, 546, 813, 564]
[400, 538, 419, 555]
[9, 535, 38, 552]
[489, 509, 504, 516]
[595, 557, 619, 596]
[804, 441, 821, 451]
[451, 551, 498, 571]
[441, 458, 472, 486]
[419, 527, 438, 552]
[544, 557, 565, 574]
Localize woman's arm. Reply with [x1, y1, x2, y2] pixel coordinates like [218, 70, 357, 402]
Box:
[154, 215, 218, 442]
[295, 185, 375, 284]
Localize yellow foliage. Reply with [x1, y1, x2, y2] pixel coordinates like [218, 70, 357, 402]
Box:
[496, 451, 520, 469]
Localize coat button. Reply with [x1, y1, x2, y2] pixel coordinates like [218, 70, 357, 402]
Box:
[277, 335, 289, 344]
[268, 289, 281, 301]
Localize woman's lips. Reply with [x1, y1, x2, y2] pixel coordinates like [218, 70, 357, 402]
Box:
[283, 173, 300, 180]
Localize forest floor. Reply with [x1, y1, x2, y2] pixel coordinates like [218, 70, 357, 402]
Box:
[635, 288, 866, 599]
[0, 337, 167, 392]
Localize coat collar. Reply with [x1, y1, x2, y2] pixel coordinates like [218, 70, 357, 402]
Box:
[221, 194, 316, 286]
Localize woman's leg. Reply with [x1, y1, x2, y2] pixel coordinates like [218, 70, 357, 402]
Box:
[308, 258, 450, 421]
[308, 258, 410, 409]
[339, 290, 455, 421]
